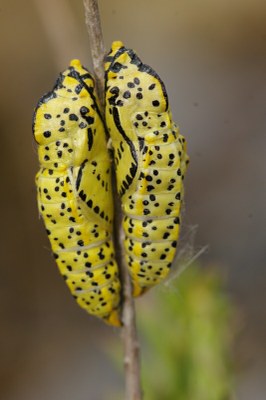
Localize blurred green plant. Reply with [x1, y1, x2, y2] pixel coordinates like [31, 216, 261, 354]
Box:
[106, 264, 234, 400]
[138, 264, 234, 400]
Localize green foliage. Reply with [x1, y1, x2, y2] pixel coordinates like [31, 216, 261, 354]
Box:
[105, 264, 234, 400]
[137, 264, 233, 400]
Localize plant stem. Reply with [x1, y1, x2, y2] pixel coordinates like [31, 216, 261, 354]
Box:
[120, 251, 142, 400]
[83, 0, 105, 107]
[82, 1, 142, 399]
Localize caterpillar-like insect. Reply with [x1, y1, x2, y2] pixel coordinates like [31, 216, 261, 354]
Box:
[33, 60, 121, 326]
[105, 41, 189, 296]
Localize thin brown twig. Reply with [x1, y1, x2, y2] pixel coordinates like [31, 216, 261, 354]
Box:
[82, 1, 142, 399]
[83, 0, 105, 107]
[120, 250, 142, 400]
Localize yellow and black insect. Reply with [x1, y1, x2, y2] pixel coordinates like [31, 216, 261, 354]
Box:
[33, 60, 121, 326]
[105, 41, 189, 296]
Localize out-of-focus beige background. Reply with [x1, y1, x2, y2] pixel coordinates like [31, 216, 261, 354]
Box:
[1, 0, 265, 399]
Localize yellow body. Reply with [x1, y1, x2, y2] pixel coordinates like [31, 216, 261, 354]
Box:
[33, 60, 121, 326]
[105, 42, 189, 296]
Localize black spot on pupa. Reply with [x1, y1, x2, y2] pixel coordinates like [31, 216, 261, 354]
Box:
[123, 91, 131, 99]
[69, 114, 78, 121]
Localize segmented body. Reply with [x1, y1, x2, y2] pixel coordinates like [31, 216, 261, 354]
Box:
[33, 60, 121, 326]
[105, 42, 189, 296]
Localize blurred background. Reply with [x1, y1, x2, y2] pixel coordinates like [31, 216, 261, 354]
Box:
[1, 0, 265, 398]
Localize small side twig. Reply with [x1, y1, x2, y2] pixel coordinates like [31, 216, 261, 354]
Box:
[82, 1, 142, 399]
